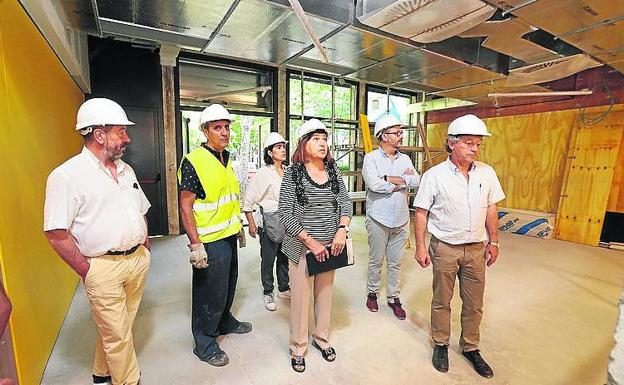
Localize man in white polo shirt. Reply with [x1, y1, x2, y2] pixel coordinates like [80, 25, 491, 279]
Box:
[413, 114, 504, 378]
[362, 113, 419, 319]
[44, 98, 150, 385]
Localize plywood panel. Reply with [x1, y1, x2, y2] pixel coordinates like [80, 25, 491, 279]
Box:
[607, 127, 624, 212]
[555, 110, 624, 245]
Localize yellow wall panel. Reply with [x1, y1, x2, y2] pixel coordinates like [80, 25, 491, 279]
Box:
[0, 2, 83, 384]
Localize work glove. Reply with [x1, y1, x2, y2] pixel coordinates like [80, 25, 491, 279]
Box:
[188, 243, 208, 269]
[237, 228, 246, 248]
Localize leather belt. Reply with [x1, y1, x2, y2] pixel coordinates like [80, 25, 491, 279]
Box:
[106, 244, 141, 256]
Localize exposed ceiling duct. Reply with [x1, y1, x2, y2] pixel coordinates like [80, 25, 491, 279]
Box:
[506, 54, 603, 87]
[460, 18, 558, 64]
[358, 0, 496, 43]
[31, 0, 624, 106]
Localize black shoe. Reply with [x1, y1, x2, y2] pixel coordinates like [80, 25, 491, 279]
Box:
[92, 374, 112, 384]
[432, 345, 449, 373]
[205, 352, 229, 367]
[231, 321, 252, 334]
[462, 350, 494, 378]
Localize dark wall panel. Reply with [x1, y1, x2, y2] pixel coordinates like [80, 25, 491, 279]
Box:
[88, 37, 167, 235]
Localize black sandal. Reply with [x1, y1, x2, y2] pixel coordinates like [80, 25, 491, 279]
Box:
[312, 340, 336, 362]
[291, 355, 305, 373]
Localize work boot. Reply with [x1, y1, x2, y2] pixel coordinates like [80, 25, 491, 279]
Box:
[432, 345, 449, 373]
[462, 350, 494, 378]
[387, 298, 406, 320]
[205, 352, 229, 367]
[366, 292, 378, 312]
[230, 321, 253, 334]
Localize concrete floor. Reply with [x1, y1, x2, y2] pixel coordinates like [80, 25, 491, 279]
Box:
[42, 215, 624, 385]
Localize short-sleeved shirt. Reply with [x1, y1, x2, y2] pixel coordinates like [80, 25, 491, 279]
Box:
[43, 146, 151, 257]
[413, 158, 505, 244]
[179, 145, 230, 199]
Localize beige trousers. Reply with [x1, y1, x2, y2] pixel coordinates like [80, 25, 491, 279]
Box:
[430, 237, 486, 352]
[288, 251, 335, 357]
[83, 245, 150, 385]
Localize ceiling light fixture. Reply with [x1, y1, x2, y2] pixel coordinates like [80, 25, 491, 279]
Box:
[196, 86, 272, 102]
[488, 89, 592, 97]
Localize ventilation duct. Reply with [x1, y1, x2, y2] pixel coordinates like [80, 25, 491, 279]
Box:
[358, 0, 496, 43]
[506, 54, 603, 87]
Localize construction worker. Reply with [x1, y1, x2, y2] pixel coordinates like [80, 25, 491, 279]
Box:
[44, 98, 151, 385]
[178, 104, 252, 367]
[362, 113, 419, 319]
[413, 114, 505, 378]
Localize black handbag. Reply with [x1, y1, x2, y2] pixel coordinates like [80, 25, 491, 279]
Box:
[260, 206, 285, 243]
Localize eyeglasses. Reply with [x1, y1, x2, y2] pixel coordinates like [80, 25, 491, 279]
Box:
[458, 140, 482, 149]
[384, 130, 404, 136]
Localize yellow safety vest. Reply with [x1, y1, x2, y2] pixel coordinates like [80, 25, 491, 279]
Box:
[178, 147, 242, 243]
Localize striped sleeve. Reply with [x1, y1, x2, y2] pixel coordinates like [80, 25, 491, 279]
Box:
[278, 167, 304, 236]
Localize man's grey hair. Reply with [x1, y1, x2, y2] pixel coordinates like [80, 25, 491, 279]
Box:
[445, 135, 461, 153]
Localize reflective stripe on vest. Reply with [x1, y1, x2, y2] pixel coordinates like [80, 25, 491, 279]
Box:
[197, 212, 241, 236]
[178, 147, 242, 243]
[193, 193, 238, 211]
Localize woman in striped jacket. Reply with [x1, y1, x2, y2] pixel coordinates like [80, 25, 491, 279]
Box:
[278, 119, 352, 373]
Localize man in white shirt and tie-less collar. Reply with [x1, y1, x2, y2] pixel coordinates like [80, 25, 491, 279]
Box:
[362, 113, 420, 320]
[413, 114, 505, 379]
[44, 98, 151, 385]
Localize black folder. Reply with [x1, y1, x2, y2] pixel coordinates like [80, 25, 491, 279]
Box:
[305, 243, 354, 276]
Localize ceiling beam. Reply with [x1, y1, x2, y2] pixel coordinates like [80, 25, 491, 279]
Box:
[201, 0, 241, 53]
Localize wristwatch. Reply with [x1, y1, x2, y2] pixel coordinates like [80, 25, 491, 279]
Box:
[383, 175, 388, 181]
[488, 241, 500, 248]
[338, 225, 350, 233]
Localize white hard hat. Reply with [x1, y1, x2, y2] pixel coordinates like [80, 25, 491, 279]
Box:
[374, 114, 402, 137]
[200, 104, 231, 125]
[297, 119, 329, 141]
[448, 114, 491, 137]
[75, 98, 134, 133]
[263, 132, 287, 149]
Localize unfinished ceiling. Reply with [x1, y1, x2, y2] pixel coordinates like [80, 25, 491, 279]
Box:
[50, 0, 624, 105]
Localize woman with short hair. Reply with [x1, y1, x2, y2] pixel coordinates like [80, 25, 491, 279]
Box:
[278, 119, 352, 373]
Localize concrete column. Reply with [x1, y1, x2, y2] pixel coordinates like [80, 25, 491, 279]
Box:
[160, 45, 180, 235]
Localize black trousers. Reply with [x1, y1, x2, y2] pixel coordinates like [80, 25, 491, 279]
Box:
[259, 227, 290, 295]
[191, 235, 241, 360]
